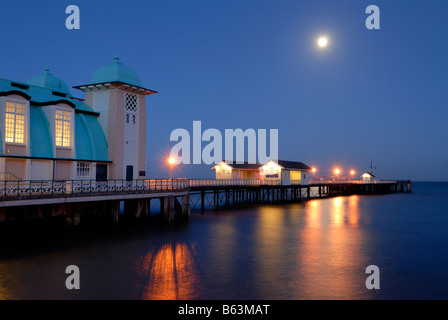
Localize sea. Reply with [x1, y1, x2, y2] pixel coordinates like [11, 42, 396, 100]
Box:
[0, 181, 447, 300]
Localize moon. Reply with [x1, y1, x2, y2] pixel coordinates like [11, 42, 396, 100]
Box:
[317, 37, 328, 48]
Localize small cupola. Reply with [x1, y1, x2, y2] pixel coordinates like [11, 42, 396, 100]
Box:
[89, 56, 143, 87]
[27, 67, 71, 95]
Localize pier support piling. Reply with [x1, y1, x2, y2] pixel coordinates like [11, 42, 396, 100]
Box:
[182, 195, 191, 219]
[163, 196, 175, 222]
[201, 191, 205, 213]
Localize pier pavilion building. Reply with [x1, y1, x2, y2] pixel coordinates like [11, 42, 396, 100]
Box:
[211, 161, 261, 180]
[361, 172, 375, 183]
[259, 160, 311, 185]
[0, 57, 156, 181]
[212, 160, 311, 185]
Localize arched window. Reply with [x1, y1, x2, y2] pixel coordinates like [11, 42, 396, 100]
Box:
[5, 101, 25, 144]
[55, 109, 71, 147]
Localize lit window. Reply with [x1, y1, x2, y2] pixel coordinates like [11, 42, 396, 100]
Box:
[55, 110, 71, 147]
[76, 162, 90, 177]
[5, 101, 25, 144]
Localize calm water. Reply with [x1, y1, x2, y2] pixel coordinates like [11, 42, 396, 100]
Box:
[1, 182, 447, 300]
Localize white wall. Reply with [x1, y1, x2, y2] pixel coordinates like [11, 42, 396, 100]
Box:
[281, 170, 290, 185]
[123, 103, 139, 179]
[259, 161, 282, 185]
[215, 163, 232, 179]
[31, 160, 52, 180]
[91, 90, 111, 138]
[301, 171, 309, 185]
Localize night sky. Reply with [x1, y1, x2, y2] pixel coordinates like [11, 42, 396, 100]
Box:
[1, 0, 447, 181]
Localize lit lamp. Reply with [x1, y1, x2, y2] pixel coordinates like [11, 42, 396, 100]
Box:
[311, 167, 317, 181]
[168, 157, 176, 179]
[350, 170, 356, 180]
[334, 168, 341, 178]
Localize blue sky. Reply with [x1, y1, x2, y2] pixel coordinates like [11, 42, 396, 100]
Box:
[1, 0, 447, 181]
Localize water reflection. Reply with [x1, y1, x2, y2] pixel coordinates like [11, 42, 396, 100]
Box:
[333, 197, 343, 225]
[0, 195, 379, 299]
[348, 195, 360, 225]
[136, 242, 200, 300]
[297, 195, 370, 299]
[253, 206, 290, 298]
[0, 263, 16, 300]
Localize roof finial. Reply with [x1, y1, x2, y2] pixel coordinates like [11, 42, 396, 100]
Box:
[44, 67, 51, 74]
[113, 54, 120, 62]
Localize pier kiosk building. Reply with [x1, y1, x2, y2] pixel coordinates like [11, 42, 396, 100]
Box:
[211, 161, 261, 180]
[212, 160, 311, 185]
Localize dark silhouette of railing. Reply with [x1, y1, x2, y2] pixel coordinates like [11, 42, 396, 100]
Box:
[0, 178, 189, 199]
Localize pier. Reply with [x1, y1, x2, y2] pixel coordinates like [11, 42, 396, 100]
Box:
[189, 179, 412, 212]
[0, 179, 190, 224]
[0, 178, 412, 225]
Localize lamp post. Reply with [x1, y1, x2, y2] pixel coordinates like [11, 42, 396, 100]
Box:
[334, 168, 340, 180]
[168, 157, 176, 189]
[350, 170, 356, 181]
[168, 157, 175, 180]
[311, 167, 317, 182]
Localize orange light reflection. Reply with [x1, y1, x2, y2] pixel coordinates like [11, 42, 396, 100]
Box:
[297, 195, 366, 299]
[138, 242, 199, 300]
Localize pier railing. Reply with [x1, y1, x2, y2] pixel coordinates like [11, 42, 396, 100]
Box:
[0, 178, 190, 199]
[189, 179, 262, 187]
[189, 179, 315, 187]
[309, 179, 398, 184]
[0, 177, 408, 200]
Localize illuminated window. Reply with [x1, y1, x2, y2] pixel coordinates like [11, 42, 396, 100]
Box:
[55, 110, 71, 147]
[76, 162, 90, 177]
[5, 101, 25, 144]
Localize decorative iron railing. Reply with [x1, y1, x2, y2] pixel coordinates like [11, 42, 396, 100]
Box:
[309, 179, 398, 184]
[0, 177, 400, 200]
[189, 179, 262, 187]
[0, 179, 189, 199]
[189, 179, 311, 187]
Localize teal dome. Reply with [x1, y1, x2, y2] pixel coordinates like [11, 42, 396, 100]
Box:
[27, 68, 71, 95]
[89, 57, 143, 87]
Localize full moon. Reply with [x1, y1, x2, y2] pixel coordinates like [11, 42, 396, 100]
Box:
[317, 37, 328, 48]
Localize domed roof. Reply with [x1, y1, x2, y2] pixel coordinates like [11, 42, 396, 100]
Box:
[89, 56, 143, 87]
[27, 68, 71, 95]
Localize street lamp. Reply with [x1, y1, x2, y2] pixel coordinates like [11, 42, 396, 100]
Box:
[310, 167, 317, 181]
[350, 170, 356, 180]
[334, 168, 341, 179]
[168, 157, 176, 179]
